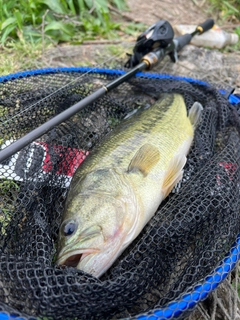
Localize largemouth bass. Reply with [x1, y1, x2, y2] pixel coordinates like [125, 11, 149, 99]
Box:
[57, 93, 202, 277]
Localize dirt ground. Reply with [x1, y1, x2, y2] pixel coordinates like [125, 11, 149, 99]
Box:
[123, 0, 211, 26]
[43, 0, 240, 93]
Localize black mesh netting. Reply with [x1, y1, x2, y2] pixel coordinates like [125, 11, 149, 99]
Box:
[0, 69, 240, 320]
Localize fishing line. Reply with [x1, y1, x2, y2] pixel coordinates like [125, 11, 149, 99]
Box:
[0, 41, 134, 127]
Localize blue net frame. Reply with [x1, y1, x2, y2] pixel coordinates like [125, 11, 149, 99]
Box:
[0, 67, 240, 320]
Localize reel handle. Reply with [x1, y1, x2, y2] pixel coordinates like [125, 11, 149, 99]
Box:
[174, 34, 192, 52]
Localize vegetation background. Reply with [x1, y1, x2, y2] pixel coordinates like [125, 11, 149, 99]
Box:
[0, 0, 240, 75]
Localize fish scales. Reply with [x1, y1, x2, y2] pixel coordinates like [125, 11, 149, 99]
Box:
[73, 94, 191, 178]
[57, 93, 202, 277]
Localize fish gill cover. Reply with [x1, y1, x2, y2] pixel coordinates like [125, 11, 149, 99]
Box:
[0, 68, 240, 319]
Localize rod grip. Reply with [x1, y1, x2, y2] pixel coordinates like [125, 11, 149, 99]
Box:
[196, 19, 214, 34]
[175, 33, 192, 51]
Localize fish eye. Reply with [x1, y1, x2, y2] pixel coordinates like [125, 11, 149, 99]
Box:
[61, 219, 78, 237]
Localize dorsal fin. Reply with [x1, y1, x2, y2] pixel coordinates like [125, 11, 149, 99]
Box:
[188, 102, 203, 128]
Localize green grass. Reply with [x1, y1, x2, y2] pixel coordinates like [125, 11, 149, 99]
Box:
[0, 0, 127, 45]
[0, 39, 44, 75]
[207, 0, 240, 51]
[208, 0, 240, 21]
[0, 0, 239, 75]
[0, 0, 148, 75]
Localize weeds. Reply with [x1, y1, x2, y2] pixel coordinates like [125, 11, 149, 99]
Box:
[208, 0, 240, 21]
[207, 0, 240, 51]
[0, 0, 127, 45]
[0, 40, 43, 75]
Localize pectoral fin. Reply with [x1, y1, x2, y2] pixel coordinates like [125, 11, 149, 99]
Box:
[128, 144, 160, 177]
[162, 154, 186, 197]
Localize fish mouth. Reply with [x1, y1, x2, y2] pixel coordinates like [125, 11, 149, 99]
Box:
[61, 253, 83, 268]
[57, 248, 99, 268]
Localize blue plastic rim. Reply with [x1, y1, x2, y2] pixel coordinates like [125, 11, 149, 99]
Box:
[0, 66, 239, 105]
[0, 67, 240, 320]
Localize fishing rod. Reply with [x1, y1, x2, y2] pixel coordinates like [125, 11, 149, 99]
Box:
[0, 18, 214, 163]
